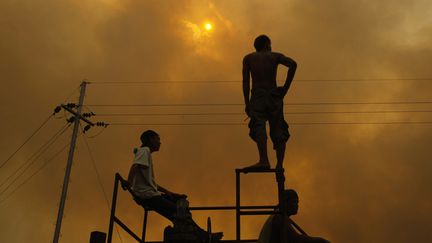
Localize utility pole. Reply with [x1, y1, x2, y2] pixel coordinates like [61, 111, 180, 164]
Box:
[53, 81, 89, 243]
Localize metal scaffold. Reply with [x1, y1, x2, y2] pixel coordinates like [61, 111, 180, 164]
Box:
[105, 167, 306, 243]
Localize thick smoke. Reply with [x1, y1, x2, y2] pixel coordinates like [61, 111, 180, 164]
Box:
[1, 0, 431, 242]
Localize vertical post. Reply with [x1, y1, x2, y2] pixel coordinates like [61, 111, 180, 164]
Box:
[142, 209, 148, 242]
[107, 174, 120, 243]
[235, 169, 240, 242]
[53, 81, 87, 243]
[276, 168, 287, 243]
[207, 217, 212, 243]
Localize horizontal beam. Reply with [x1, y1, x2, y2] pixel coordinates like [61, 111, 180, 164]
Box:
[239, 210, 277, 216]
[235, 168, 284, 174]
[61, 104, 94, 126]
[189, 205, 277, 211]
[143, 240, 257, 243]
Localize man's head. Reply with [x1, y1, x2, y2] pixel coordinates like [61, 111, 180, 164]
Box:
[284, 189, 299, 216]
[140, 130, 161, 152]
[254, 35, 271, 52]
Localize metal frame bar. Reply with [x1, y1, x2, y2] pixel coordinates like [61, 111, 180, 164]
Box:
[234, 168, 305, 243]
[236, 170, 240, 242]
[108, 173, 146, 243]
[142, 209, 149, 241]
[107, 173, 120, 243]
[114, 216, 142, 242]
[107, 172, 307, 243]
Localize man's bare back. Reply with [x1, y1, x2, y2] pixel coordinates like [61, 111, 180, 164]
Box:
[243, 51, 296, 91]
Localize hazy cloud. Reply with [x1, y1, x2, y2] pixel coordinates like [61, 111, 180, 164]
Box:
[1, 0, 431, 242]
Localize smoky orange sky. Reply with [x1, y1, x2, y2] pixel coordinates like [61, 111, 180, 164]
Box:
[1, 0, 432, 242]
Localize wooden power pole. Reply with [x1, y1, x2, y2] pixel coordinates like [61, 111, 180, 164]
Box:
[53, 81, 89, 243]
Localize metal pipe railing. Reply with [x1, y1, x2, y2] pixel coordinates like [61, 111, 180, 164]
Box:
[107, 172, 307, 243]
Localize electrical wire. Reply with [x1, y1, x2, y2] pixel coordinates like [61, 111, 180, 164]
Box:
[81, 130, 124, 243]
[94, 110, 432, 117]
[0, 142, 70, 205]
[85, 127, 107, 139]
[107, 121, 432, 126]
[63, 85, 81, 103]
[0, 124, 71, 198]
[88, 78, 432, 85]
[81, 133, 110, 213]
[86, 101, 432, 107]
[0, 122, 70, 190]
[0, 114, 54, 169]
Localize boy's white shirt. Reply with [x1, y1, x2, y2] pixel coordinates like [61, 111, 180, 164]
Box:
[130, 146, 162, 199]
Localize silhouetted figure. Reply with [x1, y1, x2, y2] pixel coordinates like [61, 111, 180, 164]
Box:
[242, 34, 297, 170]
[123, 130, 223, 242]
[258, 190, 330, 243]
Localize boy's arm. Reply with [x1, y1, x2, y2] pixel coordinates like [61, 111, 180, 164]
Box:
[269, 215, 283, 243]
[157, 185, 187, 198]
[123, 164, 141, 190]
[242, 55, 251, 116]
[278, 54, 297, 97]
[157, 185, 171, 194]
[270, 215, 299, 243]
[127, 164, 138, 183]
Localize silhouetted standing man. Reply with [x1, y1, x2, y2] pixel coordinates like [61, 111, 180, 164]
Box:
[243, 35, 297, 170]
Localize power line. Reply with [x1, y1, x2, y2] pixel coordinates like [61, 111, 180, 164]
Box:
[63, 85, 81, 103]
[81, 131, 124, 243]
[0, 114, 54, 169]
[0, 124, 71, 198]
[86, 101, 432, 107]
[88, 78, 432, 85]
[107, 121, 432, 126]
[81, 134, 110, 211]
[0, 123, 70, 190]
[94, 110, 432, 117]
[0, 142, 70, 205]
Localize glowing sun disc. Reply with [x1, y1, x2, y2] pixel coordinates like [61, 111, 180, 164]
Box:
[204, 22, 213, 31]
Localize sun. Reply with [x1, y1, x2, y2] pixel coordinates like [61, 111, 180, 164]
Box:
[204, 22, 213, 31]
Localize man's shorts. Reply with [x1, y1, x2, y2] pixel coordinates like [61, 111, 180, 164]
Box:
[248, 88, 290, 149]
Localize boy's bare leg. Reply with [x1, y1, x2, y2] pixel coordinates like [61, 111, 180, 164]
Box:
[257, 137, 270, 165]
[244, 137, 271, 169]
[275, 143, 286, 193]
[275, 143, 286, 169]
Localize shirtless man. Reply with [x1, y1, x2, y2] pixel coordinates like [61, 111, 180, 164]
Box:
[258, 190, 330, 243]
[242, 34, 297, 170]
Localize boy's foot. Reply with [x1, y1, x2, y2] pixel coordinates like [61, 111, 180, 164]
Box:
[210, 232, 223, 241]
[242, 162, 271, 171]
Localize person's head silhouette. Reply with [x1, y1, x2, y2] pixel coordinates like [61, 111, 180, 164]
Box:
[254, 35, 272, 52]
[140, 130, 161, 152]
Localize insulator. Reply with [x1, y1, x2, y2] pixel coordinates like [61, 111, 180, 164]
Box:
[82, 112, 96, 118]
[96, 122, 109, 127]
[83, 125, 92, 133]
[54, 106, 61, 114]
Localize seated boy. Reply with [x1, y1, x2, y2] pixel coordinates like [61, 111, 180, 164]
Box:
[124, 130, 223, 241]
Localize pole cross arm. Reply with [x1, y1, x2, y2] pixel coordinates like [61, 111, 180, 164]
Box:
[61, 104, 95, 126]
